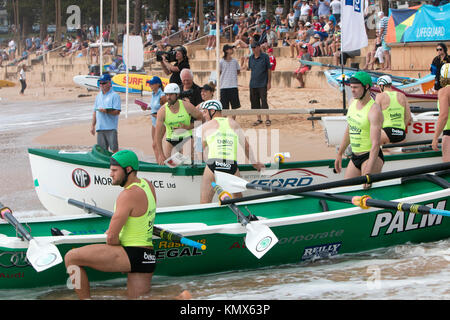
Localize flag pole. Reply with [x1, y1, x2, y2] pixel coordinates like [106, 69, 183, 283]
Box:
[216, 0, 220, 101]
[340, 6, 346, 111]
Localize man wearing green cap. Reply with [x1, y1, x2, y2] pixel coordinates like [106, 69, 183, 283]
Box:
[334, 71, 384, 187]
[65, 149, 157, 299]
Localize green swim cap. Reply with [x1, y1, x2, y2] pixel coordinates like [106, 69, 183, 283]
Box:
[349, 71, 373, 87]
[110, 150, 139, 171]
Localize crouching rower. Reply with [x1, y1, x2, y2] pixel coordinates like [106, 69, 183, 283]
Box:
[199, 100, 264, 203]
[65, 150, 157, 299]
[375, 75, 412, 145]
[334, 71, 384, 188]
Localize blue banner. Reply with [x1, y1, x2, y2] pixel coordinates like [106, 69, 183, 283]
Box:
[403, 4, 450, 42]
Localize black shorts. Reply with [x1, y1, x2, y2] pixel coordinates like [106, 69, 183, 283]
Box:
[206, 159, 238, 175]
[220, 88, 241, 110]
[444, 130, 450, 136]
[250, 87, 269, 109]
[123, 247, 156, 273]
[351, 149, 385, 170]
[166, 135, 192, 147]
[382, 127, 406, 143]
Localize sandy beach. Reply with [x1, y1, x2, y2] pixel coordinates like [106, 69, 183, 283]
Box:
[1, 82, 341, 162]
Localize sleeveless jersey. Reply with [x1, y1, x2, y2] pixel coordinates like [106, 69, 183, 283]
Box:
[206, 117, 238, 161]
[164, 100, 192, 140]
[347, 98, 375, 153]
[118, 179, 156, 247]
[382, 91, 406, 130]
[437, 85, 450, 131]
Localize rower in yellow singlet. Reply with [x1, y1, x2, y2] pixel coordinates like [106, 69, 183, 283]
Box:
[199, 100, 265, 203]
[432, 63, 450, 162]
[64, 150, 158, 299]
[375, 75, 412, 145]
[154, 83, 203, 165]
[334, 71, 385, 187]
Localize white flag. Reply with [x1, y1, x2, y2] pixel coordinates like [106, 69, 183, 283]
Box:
[341, 0, 368, 52]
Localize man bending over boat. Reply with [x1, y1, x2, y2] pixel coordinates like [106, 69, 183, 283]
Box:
[375, 75, 412, 145]
[90, 73, 121, 153]
[432, 63, 450, 162]
[199, 100, 264, 203]
[334, 71, 384, 187]
[154, 83, 203, 165]
[65, 150, 157, 299]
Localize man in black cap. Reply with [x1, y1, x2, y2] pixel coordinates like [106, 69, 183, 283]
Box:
[248, 36, 272, 126]
[220, 44, 241, 119]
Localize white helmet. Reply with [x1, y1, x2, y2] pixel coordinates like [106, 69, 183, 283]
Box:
[201, 99, 223, 111]
[164, 83, 180, 94]
[377, 75, 392, 86]
[441, 63, 450, 79]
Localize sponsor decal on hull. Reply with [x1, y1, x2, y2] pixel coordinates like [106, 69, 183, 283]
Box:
[249, 168, 328, 188]
[371, 200, 445, 237]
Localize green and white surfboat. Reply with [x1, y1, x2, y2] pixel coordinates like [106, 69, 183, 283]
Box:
[28, 144, 444, 216]
[1, 160, 450, 289]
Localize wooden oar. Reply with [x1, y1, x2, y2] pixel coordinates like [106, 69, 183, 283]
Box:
[299, 60, 415, 84]
[217, 162, 450, 205]
[0, 203, 63, 272]
[48, 193, 206, 251]
[212, 182, 278, 259]
[214, 172, 450, 217]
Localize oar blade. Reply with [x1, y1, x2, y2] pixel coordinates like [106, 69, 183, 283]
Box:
[214, 171, 248, 193]
[244, 223, 279, 259]
[26, 239, 63, 272]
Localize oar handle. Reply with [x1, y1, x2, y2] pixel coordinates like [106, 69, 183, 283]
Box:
[153, 226, 206, 250]
[212, 182, 250, 226]
[0, 206, 33, 241]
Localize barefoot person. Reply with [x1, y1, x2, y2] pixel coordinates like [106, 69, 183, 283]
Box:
[65, 150, 157, 299]
[199, 100, 264, 203]
[375, 75, 412, 145]
[154, 83, 203, 165]
[334, 71, 384, 187]
[432, 63, 450, 162]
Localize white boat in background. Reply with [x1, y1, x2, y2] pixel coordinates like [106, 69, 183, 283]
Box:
[321, 111, 439, 146]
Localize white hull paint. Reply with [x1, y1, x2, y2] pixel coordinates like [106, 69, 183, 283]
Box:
[29, 150, 441, 216]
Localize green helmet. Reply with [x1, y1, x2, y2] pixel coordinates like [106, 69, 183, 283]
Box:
[110, 150, 139, 171]
[349, 71, 373, 87]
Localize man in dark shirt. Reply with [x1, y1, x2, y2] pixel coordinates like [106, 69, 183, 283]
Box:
[160, 46, 190, 85]
[248, 38, 272, 126]
[179, 68, 203, 107]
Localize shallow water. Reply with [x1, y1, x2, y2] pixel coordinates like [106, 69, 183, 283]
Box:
[0, 97, 449, 300]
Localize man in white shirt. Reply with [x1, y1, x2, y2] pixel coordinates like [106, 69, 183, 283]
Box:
[330, 0, 341, 23]
[300, 1, 311, 23]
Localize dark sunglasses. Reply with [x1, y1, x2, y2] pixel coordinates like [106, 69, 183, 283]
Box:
[99, 81, 108, 85]
[436, 48, 443, 51]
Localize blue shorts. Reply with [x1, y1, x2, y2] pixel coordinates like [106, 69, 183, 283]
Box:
[209, 29, 216, 36]
[382, 40, 390, 51]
